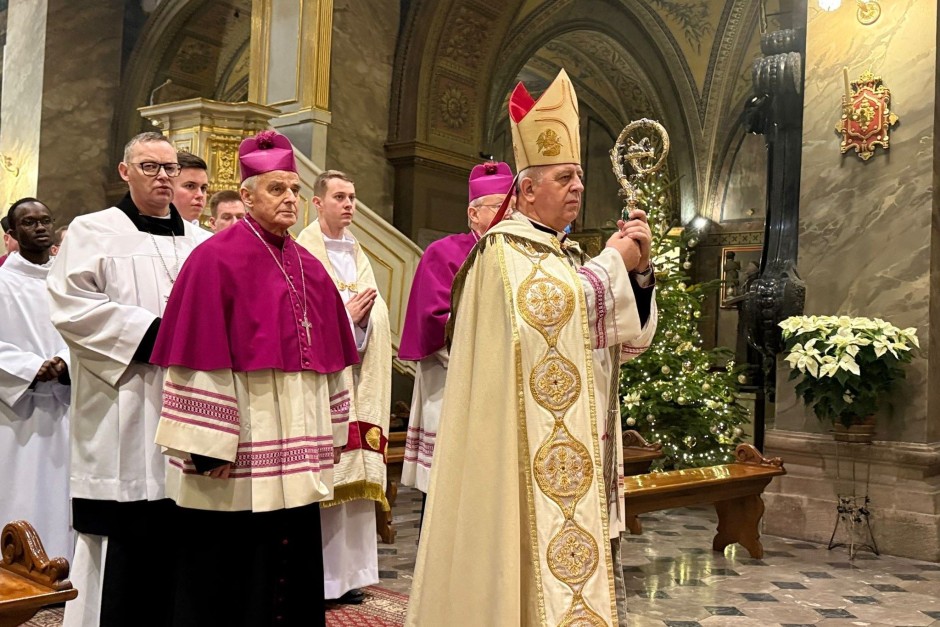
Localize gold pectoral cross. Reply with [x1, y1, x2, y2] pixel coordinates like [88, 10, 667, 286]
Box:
[301, 316, 312, 342]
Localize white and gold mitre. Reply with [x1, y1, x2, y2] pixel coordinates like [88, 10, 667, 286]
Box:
[509, 68, 581, 171]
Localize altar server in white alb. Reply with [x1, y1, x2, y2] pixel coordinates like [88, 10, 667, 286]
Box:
[297, 170, 392, 604]
[0, 198, 71, 562]
[48, 132, 200, 627]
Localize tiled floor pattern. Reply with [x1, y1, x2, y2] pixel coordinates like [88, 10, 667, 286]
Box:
[379, 483, 940, 626]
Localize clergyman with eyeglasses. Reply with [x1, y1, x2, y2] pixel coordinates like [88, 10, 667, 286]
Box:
[47, 131, 201, 627]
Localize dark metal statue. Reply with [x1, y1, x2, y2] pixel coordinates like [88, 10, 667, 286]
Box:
[740, 27, 807, 402]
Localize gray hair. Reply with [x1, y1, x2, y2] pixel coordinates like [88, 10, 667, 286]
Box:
[516, 166, 546, 193]
[123, 132, 172, 164]
[240, 175, 258, 193]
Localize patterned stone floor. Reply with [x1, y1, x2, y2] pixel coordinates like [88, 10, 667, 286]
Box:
[29, 479, 940, 626]
[380, 482, 940, 626]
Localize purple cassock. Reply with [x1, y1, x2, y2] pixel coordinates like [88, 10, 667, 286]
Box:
[151, 213, 359, 374]
[398, 231, 479, 361]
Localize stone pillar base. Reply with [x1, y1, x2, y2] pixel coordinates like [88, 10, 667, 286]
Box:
[764, 429, 940, 561]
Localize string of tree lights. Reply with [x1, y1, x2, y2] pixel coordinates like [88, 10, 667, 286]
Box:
[620, 174, 750, 469]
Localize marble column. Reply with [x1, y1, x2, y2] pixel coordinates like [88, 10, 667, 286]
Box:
[248, 0, 333, 166]
[0, 0, 124, 231]
[764, 0, 940, 561]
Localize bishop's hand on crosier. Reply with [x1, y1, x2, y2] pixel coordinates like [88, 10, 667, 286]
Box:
[619, 209, 652, 272]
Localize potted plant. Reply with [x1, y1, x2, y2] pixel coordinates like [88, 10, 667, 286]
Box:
[779, 315, 919, 442]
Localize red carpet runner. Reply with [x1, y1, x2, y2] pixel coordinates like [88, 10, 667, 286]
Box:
[326, 586, 408, 626]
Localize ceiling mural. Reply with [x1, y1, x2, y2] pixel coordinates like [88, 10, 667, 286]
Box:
[642, 0, 718, 88]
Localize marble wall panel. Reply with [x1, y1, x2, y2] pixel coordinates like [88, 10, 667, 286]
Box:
[776, 0, 937, 444]
[0, 0, 48, 226]
[36, 0, 123, 223]
[326, 0, 398, 220]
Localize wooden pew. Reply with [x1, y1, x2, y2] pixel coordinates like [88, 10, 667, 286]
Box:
[0, 521, 77, 627]
[622, 443, 785, 559]
[376, 430, 406, 544]
[375, 401, 410, 544]
[622, 429, 664, 476]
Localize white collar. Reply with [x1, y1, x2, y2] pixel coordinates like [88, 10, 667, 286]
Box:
[1, 251, 53, 279]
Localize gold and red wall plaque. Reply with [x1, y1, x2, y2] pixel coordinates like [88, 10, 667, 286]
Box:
[836, 68, 899, 161]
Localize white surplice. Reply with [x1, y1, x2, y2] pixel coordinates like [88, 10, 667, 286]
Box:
[189, 218, 213, 244]
[401, 348, 448, 493]
[0, 253, 71, 560]
[47, 206, 198, 627]
[318, 231, 380, 597]
[48, 207, 199, 502]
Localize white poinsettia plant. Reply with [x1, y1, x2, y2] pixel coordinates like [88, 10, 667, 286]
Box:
[780, 316, 919, 427]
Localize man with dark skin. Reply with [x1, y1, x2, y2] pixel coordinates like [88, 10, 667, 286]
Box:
[0, 197, 72, 562]
[8, 200, 67, 382]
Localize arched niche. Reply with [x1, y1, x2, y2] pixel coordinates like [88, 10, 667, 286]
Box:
[387, 0, 699, 241]
[110, 0, 251, 190]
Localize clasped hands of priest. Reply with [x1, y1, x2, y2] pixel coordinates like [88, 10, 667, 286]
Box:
[346, 287, 377, 329]
[607, 208, 652, 274]
[32, 355, 67, 386]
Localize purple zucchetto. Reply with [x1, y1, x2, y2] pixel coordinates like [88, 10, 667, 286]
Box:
[468, 161, 514, 202]
[238, 130, 297, 181]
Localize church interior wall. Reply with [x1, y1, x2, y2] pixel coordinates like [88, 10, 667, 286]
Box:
[36, 0, 125, 224]
[324, 0, 398, 220]
[765, 0, 940, 561]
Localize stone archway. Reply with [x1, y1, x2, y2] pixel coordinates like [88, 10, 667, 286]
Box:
[387, 0, 700, 242]
[109, 0, 251, 196]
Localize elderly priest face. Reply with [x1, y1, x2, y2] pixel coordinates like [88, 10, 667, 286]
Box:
[240, 169, 302, 235]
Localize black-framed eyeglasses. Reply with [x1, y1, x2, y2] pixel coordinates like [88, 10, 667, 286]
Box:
[18, 216, 54, 228]
[134, 162, 182, 177]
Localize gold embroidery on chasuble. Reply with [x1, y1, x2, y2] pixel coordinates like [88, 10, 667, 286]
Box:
[513, 240, 609, 625]
[559, 601, 607, 627]
[497, 237, 549, 624]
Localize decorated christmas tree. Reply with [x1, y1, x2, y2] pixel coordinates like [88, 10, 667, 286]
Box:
[619, 174, 749, 469]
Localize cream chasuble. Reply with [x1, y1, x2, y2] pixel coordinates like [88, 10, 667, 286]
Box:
[0, 253, 72, 561]
[296, 220, 392, 508]
[405, 214, 656, 627]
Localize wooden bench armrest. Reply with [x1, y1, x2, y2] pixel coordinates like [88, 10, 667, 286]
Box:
[1, 522, 71, 591]
[734, 443, 784, 470]
[622, 429, 662, 452]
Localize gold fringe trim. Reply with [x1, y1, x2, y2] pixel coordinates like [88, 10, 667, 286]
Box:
[321, 480, 390, 511]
